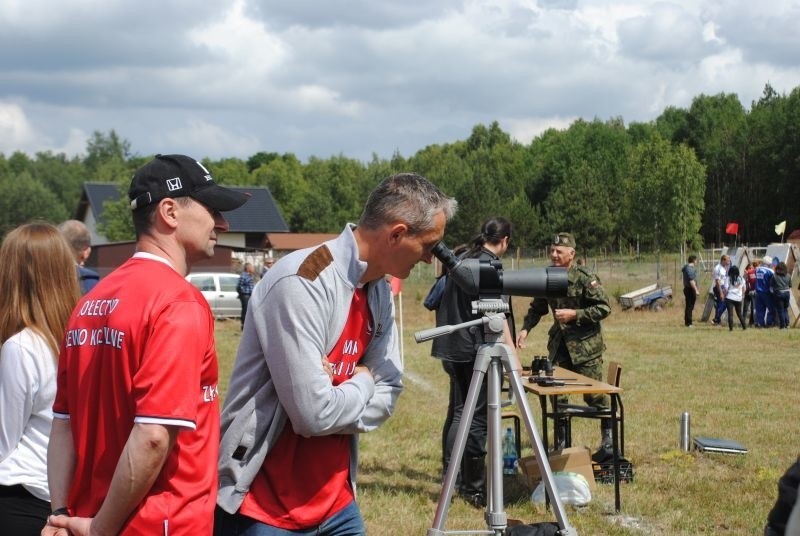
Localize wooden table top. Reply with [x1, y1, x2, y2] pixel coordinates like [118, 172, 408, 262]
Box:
[519, 365, 623, 396]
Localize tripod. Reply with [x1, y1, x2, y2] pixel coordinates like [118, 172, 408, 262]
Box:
[416, 305, 577, 536]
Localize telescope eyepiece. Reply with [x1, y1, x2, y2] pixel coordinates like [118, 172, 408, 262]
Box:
[431, 241, 460, 271]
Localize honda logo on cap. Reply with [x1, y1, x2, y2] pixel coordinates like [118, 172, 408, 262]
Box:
[167, 177, 183, 192]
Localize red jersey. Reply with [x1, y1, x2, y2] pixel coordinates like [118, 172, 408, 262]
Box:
[53, 253, 220, 535]
[746, 266, 757, 292]
[240, 287, 372, 529]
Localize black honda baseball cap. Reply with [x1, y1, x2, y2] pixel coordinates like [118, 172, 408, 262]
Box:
[129, 154, 249, 212]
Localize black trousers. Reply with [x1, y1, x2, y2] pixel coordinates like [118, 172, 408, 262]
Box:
[743, 290, 755, 325]
[239, 294, 250, 328]
[725, 298, 746, 330]
[441, 360, 488, 473]
[683, 287, 696, 326]
[0, 484, 50, 536]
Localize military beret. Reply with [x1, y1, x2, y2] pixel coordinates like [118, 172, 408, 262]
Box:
[552, 232, 576, 249]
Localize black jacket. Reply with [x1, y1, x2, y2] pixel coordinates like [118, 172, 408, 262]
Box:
[430, 248, 515, 362]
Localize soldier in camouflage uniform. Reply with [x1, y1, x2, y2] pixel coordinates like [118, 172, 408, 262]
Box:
[516, 232, 613, 460]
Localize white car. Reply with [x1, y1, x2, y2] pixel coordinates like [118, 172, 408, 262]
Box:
[186, 272, 241, 318]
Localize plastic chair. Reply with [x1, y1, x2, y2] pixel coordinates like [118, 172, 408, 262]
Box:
[557, 361, 625, 456]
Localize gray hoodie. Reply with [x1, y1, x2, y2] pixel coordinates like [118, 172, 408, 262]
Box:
[217, 224, 403, 514]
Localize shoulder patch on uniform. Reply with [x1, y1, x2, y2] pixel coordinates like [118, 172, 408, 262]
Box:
[575, 265, 602, 287]
[297, 245, 333, 281]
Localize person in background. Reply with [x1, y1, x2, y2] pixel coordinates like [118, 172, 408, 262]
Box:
[711, 254, 730, 326]
[771, 261, 793, 329]
[260, 257, 275, 278]
[724, 265, 747, 331]
[516, 233, 612, 461]
[215, 173, 456, 536]
[765, 456, 800, 536]
[430, 217, 517, 508]
[57, 220, 100, 295]
[755, 256, 775, 327]
[44, 154, 248, 536]
[237, 262, 255, 330]
[681, 255, 700, 327]
[744, 262, 757, 327]
[0, 223, 80, 536]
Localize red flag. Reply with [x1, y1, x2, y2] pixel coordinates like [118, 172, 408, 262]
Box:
[725, 222, 739, 235]
[390, 277, 403, 296]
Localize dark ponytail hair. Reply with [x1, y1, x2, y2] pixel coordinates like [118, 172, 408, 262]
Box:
[466, 217, 512, 258]
[728, 265, 740, 285]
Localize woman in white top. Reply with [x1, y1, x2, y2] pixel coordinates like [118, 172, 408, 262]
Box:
[724, 265, 747, 331]
[0, 222, 80, 534]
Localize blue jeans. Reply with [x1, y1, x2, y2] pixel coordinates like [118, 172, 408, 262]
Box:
[773, 291, 791, 328]
[755, 291, 774, 326]
[712, 287, 726, 323]
[214, 501, 365, 536]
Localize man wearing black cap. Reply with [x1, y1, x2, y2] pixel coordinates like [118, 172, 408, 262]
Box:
[516, 232, 613, 460]
[45, 155, 248, 536]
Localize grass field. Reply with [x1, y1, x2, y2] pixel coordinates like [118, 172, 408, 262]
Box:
[213, 259, 799, 535]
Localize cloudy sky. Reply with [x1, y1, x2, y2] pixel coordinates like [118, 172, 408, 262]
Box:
[1, 0, 799, 162]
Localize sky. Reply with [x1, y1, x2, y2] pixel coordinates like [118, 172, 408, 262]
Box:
[1, 0, 799, 163]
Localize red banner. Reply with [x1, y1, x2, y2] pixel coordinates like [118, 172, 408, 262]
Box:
[725, 222, 739, 235]
[389, 277, 403, 296]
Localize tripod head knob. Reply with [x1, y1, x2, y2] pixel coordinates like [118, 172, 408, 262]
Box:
[471, 299, 509, 314]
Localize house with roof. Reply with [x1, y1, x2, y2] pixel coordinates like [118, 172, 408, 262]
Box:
[77, 182, 292, 275]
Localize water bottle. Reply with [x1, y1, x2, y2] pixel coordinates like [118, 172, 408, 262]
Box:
[503, 427, 517, 475]
[680, 412, 691, 451]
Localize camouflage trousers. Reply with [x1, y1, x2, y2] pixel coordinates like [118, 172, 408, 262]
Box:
[552, 341, 609, 412]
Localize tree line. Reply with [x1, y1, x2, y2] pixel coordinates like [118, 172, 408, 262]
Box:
[0, 83, 797, 254]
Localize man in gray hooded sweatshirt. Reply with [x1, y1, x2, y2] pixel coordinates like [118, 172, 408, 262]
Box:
[215, 173, 457, 535]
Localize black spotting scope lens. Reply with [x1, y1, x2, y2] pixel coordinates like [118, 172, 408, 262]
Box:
[430, 241, 568, 298]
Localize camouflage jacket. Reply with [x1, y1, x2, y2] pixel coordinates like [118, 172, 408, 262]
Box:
[521, 264, 611, 365]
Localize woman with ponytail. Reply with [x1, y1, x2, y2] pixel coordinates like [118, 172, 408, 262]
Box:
[430, 216, 518, 508]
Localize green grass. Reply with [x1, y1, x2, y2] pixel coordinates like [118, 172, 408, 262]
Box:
[213, 260, 799, 535]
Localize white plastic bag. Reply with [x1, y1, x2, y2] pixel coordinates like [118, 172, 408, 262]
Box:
[531, 471, 592, 506]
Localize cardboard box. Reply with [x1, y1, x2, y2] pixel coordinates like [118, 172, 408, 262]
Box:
[519, 446, 596, 491]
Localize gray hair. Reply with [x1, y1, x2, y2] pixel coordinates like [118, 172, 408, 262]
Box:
[358, 173, 457, 234]
[57, 219, 91, 258]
